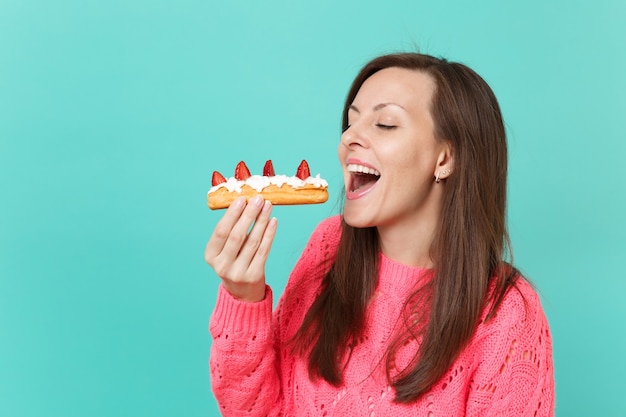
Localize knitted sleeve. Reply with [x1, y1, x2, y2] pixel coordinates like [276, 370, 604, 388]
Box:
[465, 279, 555, 417]
[209, 285, 281, 417]
[208, 216, 342, 417]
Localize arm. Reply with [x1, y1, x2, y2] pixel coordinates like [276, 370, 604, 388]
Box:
[206, 202, 340, 416]
[206, 196, 282, 416]
[209, 285, 283, 417]
[465, 281, 555, 417]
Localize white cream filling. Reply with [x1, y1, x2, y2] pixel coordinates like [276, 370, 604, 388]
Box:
[209, 174, 328, 193]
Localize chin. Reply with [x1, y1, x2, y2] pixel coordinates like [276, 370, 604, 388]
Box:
[342, 205, 376, 229]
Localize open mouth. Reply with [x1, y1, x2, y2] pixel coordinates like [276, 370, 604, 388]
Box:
[347, 163, 381, 195]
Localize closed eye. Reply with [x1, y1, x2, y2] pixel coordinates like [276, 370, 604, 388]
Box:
[376, 123, 397, 130]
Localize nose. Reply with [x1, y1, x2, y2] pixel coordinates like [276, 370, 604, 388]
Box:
[340, 123, 368, 149]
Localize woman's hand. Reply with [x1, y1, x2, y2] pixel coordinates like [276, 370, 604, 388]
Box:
[205, 196, 277, 302]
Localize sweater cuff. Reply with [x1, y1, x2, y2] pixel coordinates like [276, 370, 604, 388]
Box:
[209, 284, 273, 337]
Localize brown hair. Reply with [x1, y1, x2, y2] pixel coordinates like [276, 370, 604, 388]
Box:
[293, 53, 518, 403]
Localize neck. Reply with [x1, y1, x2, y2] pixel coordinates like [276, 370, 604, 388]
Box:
[377, 222, 436, 268]
[377, 193, 442, 269]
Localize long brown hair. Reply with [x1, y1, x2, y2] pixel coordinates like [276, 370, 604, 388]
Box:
[293, 53, 518, 403]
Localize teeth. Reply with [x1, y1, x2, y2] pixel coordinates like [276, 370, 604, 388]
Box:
[347, 164, 380, 176]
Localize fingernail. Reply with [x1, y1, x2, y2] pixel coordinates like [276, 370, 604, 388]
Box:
[252, 195, 264, 206]
[233, 197, 245, 208]
[263, 200, 272, 213]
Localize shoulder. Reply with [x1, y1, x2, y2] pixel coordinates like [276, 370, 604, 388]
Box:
[308, 214, 342, 254]
[473, 274, 552, 361]
[299, 215, 342, 260]
[486, 276, 546, 329]
[310, 215, 342, 243]
[464, 275, 555, 414]
[275, 216, 342, 339]
[286, 215, 342, 285]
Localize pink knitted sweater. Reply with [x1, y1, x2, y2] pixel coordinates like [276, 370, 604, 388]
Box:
[209, 216, 554, 416]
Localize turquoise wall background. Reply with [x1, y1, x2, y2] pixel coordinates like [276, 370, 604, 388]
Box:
[1, 0, 624, 415]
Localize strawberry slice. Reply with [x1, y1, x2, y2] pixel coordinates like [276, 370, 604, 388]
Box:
[212, 171, 227, 186]
[295, 160, 310, 180]
[234, 161, 251, 180]
[263, 160, 275, 176]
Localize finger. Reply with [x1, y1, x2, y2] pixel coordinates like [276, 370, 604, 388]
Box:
[218, 195, 266, 262]
[205, 197, 247, 263]
[247, 216, 278, 274]
[236, 200, 273, 265]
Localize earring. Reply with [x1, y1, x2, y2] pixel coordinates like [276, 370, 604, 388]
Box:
[435, 169, 451, 183]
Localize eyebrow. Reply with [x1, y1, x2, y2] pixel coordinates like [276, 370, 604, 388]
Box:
[348, 103, 406, 113]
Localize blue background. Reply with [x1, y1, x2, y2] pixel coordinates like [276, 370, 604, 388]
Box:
[1, 0, 624, 415]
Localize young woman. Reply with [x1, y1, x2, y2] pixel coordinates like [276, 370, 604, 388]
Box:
[205, 53, 554, 416]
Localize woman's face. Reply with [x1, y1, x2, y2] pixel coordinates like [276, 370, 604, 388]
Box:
[338, 67, 450, 232]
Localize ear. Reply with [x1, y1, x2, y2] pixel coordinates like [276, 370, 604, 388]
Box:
[434, 141, 454, 182]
